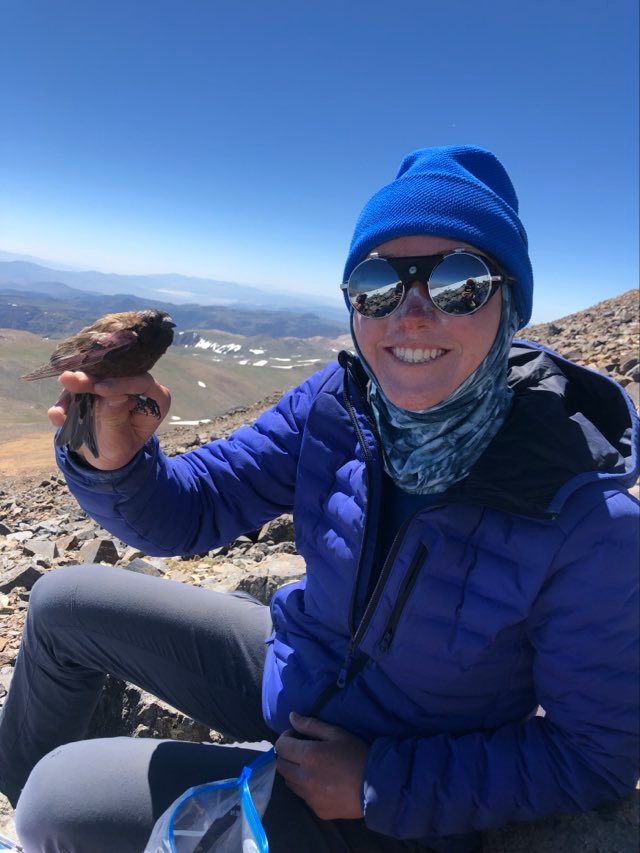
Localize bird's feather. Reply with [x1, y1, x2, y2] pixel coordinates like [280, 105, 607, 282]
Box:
[21, 329, 139, 380]
[55, 393, 98, 456]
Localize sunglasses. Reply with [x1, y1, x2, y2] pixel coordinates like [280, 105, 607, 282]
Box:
[342, 249, 512, 319]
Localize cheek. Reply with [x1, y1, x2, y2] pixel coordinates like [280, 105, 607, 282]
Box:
[352, 315, 384, 363]
[457, 298, 502, 366]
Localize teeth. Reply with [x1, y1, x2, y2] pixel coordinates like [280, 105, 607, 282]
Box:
[391, 347, 446, 363]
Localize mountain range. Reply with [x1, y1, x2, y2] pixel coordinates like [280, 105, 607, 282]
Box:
[0, 258, 348, 340]
[0, 251, 345, 320]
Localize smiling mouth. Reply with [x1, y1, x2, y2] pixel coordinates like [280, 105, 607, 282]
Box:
[390, 347, 448, 364]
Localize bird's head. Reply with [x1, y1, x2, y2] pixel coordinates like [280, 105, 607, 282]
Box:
[136, 309, 176, 349]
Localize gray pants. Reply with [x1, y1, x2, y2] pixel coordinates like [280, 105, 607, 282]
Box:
[0, 565, 428, 853]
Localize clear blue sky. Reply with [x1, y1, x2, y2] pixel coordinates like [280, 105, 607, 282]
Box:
[1, 0, 638, 323]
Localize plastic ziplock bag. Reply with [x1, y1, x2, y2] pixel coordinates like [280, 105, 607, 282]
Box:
[144, 747, 276, 853]
[0, 834, 21, 852]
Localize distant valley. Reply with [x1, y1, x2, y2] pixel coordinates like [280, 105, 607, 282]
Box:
[0, 286, 346, 340]
[0, 253, 353, 452]
[0, 323, 352, 443]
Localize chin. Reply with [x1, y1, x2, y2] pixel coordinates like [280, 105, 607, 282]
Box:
[382, 388, 445, 411]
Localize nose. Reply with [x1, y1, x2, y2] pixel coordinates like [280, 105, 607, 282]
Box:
[396, 279, 437, 319]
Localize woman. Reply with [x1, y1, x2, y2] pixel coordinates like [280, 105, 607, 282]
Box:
[1, 145, 638, 853]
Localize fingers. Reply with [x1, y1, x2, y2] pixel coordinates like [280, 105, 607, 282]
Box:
[49, 371, 172, 470]
[93, 375, 161, 398]
[274, 715, 351, 768]
[275, 729, 306, 765]
[274, 725, 368, 821]
[48, 390, 72, 427]
[58, 371, 157, 397]
[288, 712, 349, 742]
[56, 372, 171, 416]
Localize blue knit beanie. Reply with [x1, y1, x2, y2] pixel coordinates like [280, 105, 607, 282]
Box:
[343, 145, 533, 326]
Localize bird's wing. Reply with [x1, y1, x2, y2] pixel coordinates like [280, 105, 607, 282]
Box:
[21, 329, 139, 380]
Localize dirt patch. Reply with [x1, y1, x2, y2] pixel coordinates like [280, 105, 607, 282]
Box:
[0, 430, 56, 476]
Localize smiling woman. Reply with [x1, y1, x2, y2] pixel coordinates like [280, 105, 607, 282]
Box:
[1, 146, 638, 853]
[351, 236, 503, 411]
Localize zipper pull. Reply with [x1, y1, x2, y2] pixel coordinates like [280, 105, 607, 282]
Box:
[336, 642, 355, 688]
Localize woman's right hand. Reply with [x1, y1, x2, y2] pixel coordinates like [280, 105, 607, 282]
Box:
[48, 371, 172, 471]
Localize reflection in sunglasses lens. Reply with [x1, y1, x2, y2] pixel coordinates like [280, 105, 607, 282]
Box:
[349, 254, 494, 318]
[429, 255, 492, 315]
[349, 259, 403, 318]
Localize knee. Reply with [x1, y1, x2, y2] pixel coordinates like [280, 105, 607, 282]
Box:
[26, 564, 92, 631]
[14, 742, 80, 851]
[15, 739, 148, 853]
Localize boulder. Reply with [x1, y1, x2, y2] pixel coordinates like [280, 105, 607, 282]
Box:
[0, 564, 43, 594]
[79, 538, 120, 565]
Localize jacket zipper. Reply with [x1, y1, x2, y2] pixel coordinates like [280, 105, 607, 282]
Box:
[335, 519, 411, 686]
[339, 355, 379, 638]
[316, 356, 430, 708]
[310, 514, 423, 722]
[310, 355, 426, 715]
[308, 356, 381, 716]
[378, 543, 427, 653]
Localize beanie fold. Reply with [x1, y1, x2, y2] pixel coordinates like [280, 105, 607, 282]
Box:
[344, 147, 533, 326]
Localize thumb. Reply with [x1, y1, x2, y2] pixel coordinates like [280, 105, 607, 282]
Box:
[289, 712, 349, 742]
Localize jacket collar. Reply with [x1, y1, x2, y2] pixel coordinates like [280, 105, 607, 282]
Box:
[340, 341, 639, 518]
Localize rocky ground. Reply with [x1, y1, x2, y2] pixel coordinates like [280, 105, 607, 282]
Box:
[522, 289, 640, 408]
[0, 291, 638, 850]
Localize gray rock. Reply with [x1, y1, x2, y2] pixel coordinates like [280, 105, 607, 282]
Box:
[35, 520, 63, 535]
[562, 349, 582, 360]
[5, 531, 33, 543]
[79, 538, 120, 565]
[233, 554, 306, 604]
[258, 514, 294, 545]
[74, 523, 98, 541]
[0, 668, 13, 696]
[625, 383, 640, 408]
[0, 564, 43, 593]
[120, 546, 145, 563]
[56, 533, 79, 552]
[22, 538, 58, 561]
[483, 790, 639, 852]
[125, 557, 165, 577]
[87, 675, 219, 743]
[244, 543, 269, 562]
[269, 541, 298, 555]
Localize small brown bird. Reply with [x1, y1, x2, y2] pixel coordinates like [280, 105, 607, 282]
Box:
[22, 308, 175, 457]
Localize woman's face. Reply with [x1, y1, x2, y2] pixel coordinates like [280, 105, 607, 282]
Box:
[352, 235, 503, 411]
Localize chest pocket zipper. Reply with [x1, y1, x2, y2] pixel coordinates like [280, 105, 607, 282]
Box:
[378, 543, 428, 653]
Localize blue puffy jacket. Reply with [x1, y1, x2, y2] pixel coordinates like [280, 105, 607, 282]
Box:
[56, 341, 639, 850]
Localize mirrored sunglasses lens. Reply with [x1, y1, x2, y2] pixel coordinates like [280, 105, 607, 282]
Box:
[429, 254, 493, 315]
[348, 259, 403, 318]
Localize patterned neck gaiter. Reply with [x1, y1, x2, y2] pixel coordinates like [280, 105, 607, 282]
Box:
[352, 287, 520, 495]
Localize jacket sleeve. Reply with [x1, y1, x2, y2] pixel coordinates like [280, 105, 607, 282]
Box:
[55, 365, 336, 556]
[362, 489, 639, 840]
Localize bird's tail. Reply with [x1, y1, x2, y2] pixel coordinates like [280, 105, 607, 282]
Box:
[55, 392, 99, 457]
[21, 363, 62, 380]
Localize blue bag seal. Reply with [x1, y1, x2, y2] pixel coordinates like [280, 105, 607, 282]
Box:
[144, 748, 276, 853]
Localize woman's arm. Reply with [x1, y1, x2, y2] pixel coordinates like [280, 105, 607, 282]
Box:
[56, 364, 338, 556]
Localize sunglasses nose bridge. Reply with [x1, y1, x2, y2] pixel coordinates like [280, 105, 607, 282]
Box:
[396, 277, 436, 315]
